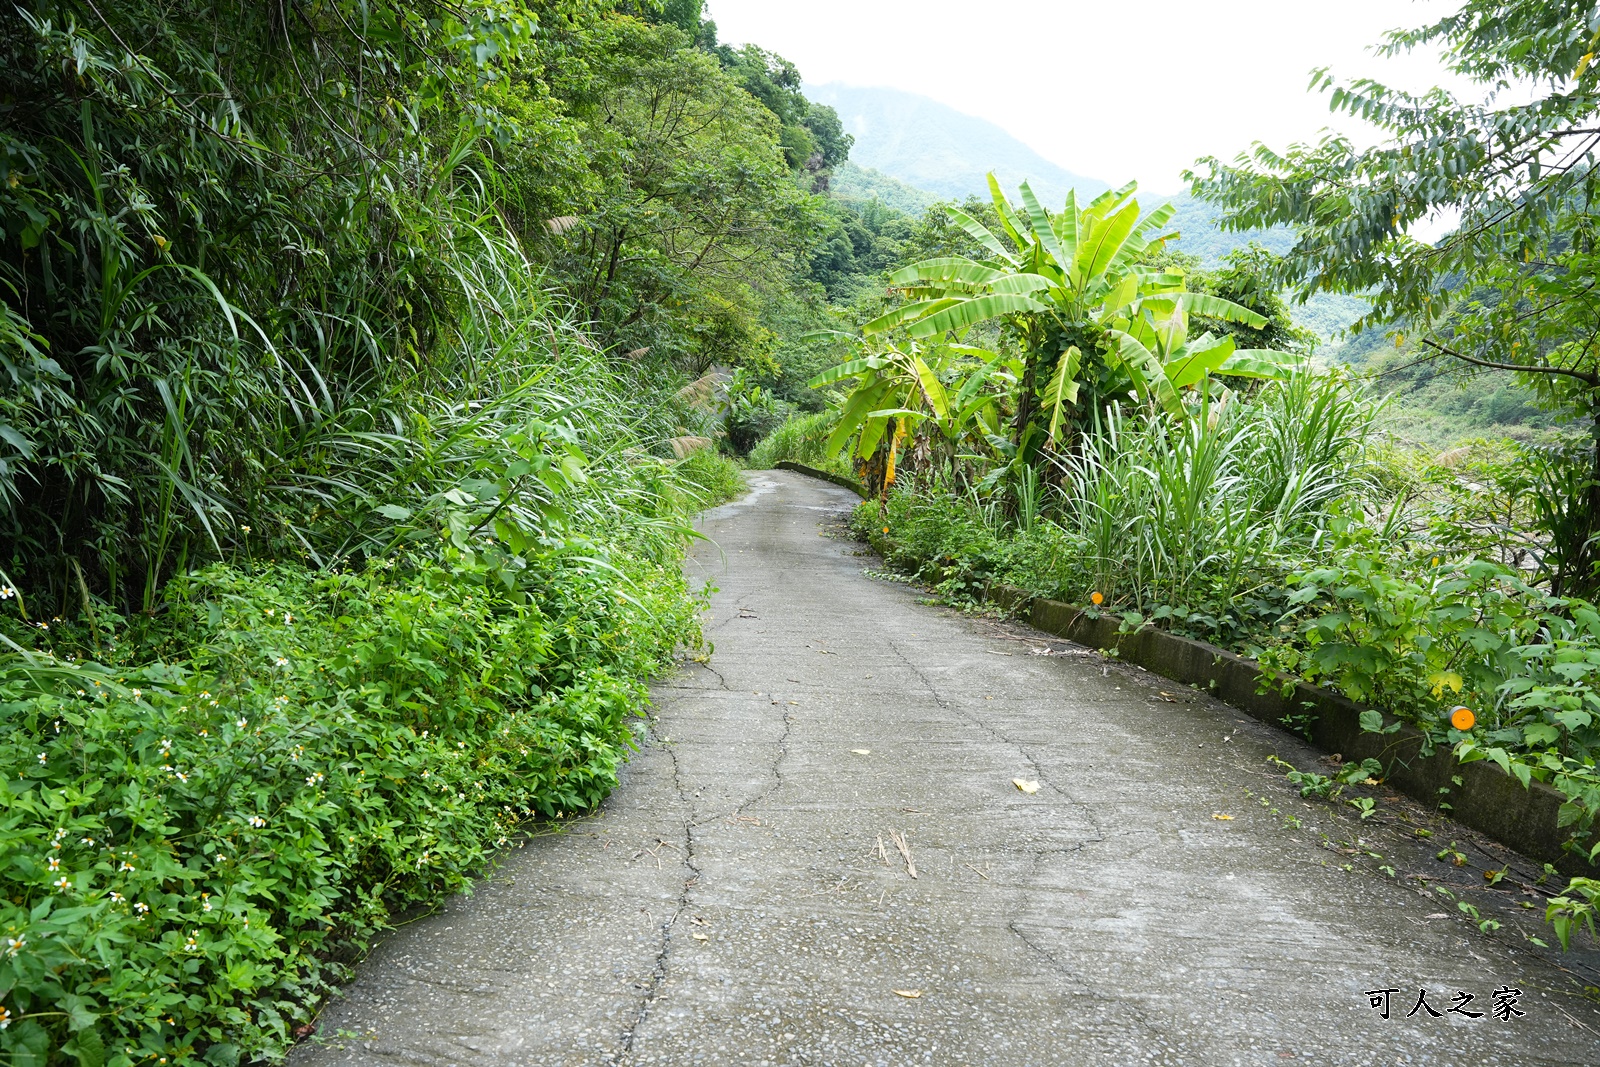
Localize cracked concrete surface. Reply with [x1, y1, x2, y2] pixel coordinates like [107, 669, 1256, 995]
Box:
[293, 471, 1600, 1066]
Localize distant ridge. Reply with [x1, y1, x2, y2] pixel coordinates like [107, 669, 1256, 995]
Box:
[807, 83, 1108, 207]
[829, 161, 940, 216]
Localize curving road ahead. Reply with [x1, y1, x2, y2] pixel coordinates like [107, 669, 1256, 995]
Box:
[295, 470, 1600, 1067]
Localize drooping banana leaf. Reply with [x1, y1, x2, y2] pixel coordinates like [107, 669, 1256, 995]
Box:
[1168, 291, 1268, 327]
[988, 273, 1054, 296]
[808, 355, 887, 388]
[909, 354, 950, 420]
[1217, 349, 1307, 379]
[943, 206, 1016, 265]
[861, 297, 962, 337]
[1112, 331, 1184, 417]
[1164, 333, 1236, 390]
[887, 257, 1006, 289]
[824, 380, 892, 456]
[905, 292, 1050, 337]
[1042, 345, 1083, 445]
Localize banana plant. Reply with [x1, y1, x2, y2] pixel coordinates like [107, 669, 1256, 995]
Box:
[806, 338, 1013, 493]
[862, 175, 1298, 446]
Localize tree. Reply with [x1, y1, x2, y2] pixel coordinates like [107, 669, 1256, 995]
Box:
[529, 16, 822, 370]
[862, 177, 1294, 461]
[1186, 0, 1600, 593]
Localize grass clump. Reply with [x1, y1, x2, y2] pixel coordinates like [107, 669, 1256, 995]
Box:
[747, 412, 852, 475]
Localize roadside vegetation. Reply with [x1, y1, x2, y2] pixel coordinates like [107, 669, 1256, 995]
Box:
[0, 0, 862, 1060]
[750, 0, 1600, 943]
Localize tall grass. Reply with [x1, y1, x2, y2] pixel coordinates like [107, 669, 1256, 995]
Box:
[1052, 372, 1377, 616]
[747, 410, 851, 473]
[872, 371, 1378, 640]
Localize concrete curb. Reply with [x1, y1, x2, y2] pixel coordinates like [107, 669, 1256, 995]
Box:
[773, 461, 868, 498]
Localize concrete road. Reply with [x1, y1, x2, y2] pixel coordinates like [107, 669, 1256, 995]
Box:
[296, 471, 1600, 1066]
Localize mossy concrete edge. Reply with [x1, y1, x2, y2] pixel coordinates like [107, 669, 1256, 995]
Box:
[773, 461, 868, 498]
[994, 585, 1596, 877]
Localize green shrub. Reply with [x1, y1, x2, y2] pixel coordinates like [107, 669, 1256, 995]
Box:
[1260, 554, 1600, 857]
[670, 450, 747, 509]
[0, 547, 702, 1064]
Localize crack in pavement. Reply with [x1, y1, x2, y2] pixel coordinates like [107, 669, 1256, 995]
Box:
[609, 738, 699, 1065]
[884, 634, 1108, 847]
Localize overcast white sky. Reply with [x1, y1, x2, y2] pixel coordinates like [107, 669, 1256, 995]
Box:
[705, 0, 1477, 194]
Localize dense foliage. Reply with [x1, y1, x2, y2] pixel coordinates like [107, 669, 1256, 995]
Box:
[746, 0, 1600, 930]
[0, 0, 843, 1060]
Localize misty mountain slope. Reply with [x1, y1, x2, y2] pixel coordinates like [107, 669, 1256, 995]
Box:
[830, 161, 941, 216]
[807, 83, 1107, 205]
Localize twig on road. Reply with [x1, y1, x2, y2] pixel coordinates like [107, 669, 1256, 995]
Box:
[889, 830, 917, 879]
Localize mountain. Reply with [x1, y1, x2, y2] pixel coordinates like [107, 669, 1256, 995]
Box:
[807, 83, 1107, 207]
[810, 83, 1301, 265]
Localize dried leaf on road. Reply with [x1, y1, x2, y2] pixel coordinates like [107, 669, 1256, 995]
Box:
[691, 932, 709, 941]
[851, 748, 871, 755]
[892, 989, 922, 999]
[1212, 813, 1234, 821]
[1012, 778, 1040, 794]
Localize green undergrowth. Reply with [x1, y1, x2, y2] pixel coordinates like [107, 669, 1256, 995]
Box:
[746, 412, 855, 478]
[671, 449, 748, 509]
[0, 537, 704, 1064]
